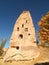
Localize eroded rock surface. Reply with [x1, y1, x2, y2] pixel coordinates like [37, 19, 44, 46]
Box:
[3, 11, 40, 61]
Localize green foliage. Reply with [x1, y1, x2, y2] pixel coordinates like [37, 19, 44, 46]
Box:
[0, 38, 6, 49]
[0, 38, 7, 56]
[36, 40, 39, 44]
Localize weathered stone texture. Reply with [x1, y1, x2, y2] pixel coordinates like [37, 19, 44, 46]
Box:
[3, 11, 40, 61]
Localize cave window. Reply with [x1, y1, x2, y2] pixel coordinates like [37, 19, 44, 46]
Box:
[22, 24, 24, 28]
[17, 27, 19, 31]
[28, 33, 31, 36]
[16, 46, 19, 50]
[26, 20, 27, 23]
[25, 28, 28, 31]
[19, 34, 23, 39]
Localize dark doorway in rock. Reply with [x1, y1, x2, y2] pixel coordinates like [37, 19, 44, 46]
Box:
[19, 34, 23, 39]
[25, 28, 28, 31]
[26, 20, 27, 23]
[22, 24, 24, 28]
[16, 46, 19, 50]
[17, 27, 19, 31]
[28, 33, 31, 36]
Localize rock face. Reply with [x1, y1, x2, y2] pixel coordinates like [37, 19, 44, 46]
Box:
[3, 11, 40, 61]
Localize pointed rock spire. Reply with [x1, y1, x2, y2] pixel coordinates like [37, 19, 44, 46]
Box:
[3, 11, 40, 61]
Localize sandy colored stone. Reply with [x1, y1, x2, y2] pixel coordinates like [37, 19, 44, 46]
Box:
[0, 47, 49, 65]
[3, 11, 40, 61]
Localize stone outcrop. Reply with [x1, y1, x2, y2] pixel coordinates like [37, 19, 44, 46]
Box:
[3, 11, 40, 61]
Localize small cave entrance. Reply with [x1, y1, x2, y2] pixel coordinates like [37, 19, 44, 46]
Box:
[26, 20, 27, 23]
[25, 28, 28, 31]
[16, 46, 19, 50]
[19, 34, 23, 39]
[28, 33, 31, 36]
[17, 27, 19, 31]
[22, 24, 24, 28]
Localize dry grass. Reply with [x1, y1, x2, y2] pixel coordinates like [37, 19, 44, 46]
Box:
[0, 46, 49, 65]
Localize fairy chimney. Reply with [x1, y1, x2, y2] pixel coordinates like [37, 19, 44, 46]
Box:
[3, 11, 40, 61]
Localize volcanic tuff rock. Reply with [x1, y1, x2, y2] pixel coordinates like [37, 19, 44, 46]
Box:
[3, 11, 40, 61]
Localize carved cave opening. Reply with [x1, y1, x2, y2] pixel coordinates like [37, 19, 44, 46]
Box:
[17, 27, 19, 31]
[19, 34, 23, 39]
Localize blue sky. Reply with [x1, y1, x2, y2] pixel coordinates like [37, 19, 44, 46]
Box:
[0, 0, 49, 48]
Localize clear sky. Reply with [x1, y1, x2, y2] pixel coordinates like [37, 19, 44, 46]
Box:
[0, 0, 49, 48]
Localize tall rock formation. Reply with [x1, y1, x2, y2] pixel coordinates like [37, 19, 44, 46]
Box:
[3, 11, 40, 61]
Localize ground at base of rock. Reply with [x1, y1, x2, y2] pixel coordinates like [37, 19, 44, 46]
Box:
[0, 46, 49, 65]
